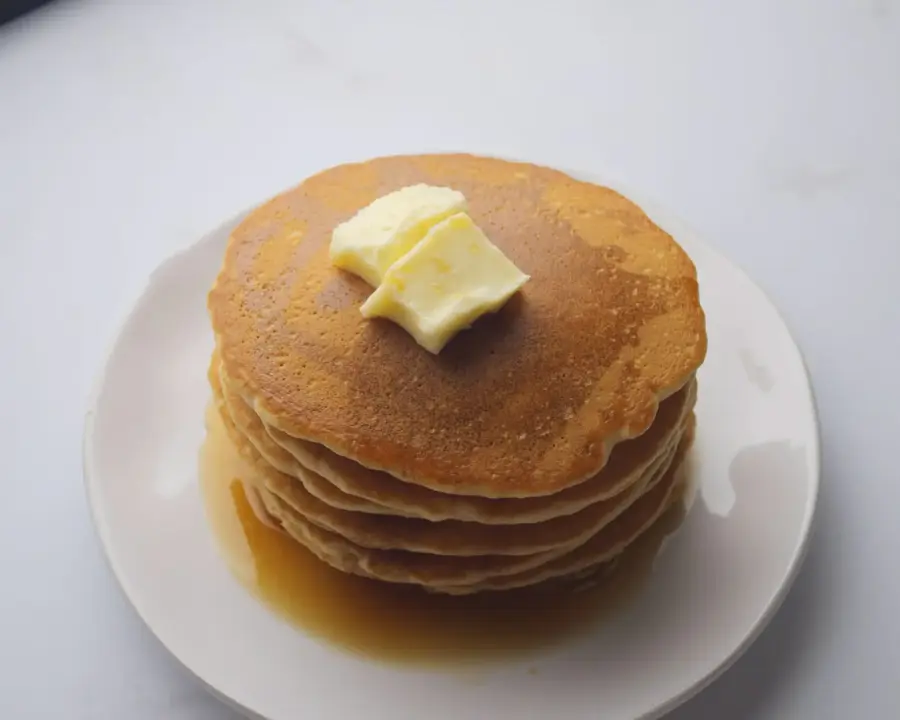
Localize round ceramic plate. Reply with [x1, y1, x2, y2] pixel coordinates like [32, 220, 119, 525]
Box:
[84, 168, 819, 720]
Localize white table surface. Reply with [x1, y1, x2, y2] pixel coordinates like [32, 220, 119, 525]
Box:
[1, 1, 898, 717]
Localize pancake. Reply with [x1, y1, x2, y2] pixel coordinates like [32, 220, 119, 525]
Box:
[437, 424, 692, 594]
[214, 354, 688, 555]
[215, 358, 696, 524]
[206, 401, 582, 587]
[263, 439, 681, 557]
[257, 490, 567, 588]
[209, 154, 707, 498]
[210, 357, 397, 517]
[255, 426, 692, 591]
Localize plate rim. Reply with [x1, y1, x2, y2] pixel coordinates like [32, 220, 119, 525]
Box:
[82, 156, 821, 720]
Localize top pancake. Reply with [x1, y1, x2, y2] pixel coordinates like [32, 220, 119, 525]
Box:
[209, 154, 706, 497]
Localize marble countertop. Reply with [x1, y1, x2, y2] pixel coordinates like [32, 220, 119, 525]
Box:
[1, 1, 897, 717]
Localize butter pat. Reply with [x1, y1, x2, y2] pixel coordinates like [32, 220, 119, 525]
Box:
[360, 213, 529, 353]
[330, 184, 466, 287]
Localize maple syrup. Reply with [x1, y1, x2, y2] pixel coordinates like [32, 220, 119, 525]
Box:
[199, 405, 687, 666]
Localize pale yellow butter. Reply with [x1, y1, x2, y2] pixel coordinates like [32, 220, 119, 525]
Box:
[330, 184, 466, 287]
[360, 212, 530, 354]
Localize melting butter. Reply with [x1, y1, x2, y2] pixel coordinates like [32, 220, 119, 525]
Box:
[360, 212, 529, 353]
[330, 184, 466, 287]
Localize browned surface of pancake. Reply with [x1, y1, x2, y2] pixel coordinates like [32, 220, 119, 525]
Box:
[209, 154, 706, 497]
[210, 358, 397, 517]
[216, 355, 696, 524]
[214, 355, 686, 556]
[207, 359, 695, 588]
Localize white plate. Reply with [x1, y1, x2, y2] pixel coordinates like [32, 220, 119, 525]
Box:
[84, 169, 819, 720]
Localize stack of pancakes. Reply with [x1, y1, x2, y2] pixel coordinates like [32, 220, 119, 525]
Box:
[207, 154, 706, 595]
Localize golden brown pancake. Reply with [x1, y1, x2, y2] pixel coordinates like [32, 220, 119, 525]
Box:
[209, 154, 706, 497]
[207, 356, 695, 589]
[256, 490, 565, 588]
[209, 357, 397, 517]
[261, 439, 681, 557]
[214, 354, 696, 524]
[220, 388, 685, 557]
[437, 427, 692, 593]
[253, 426, 692, 591]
